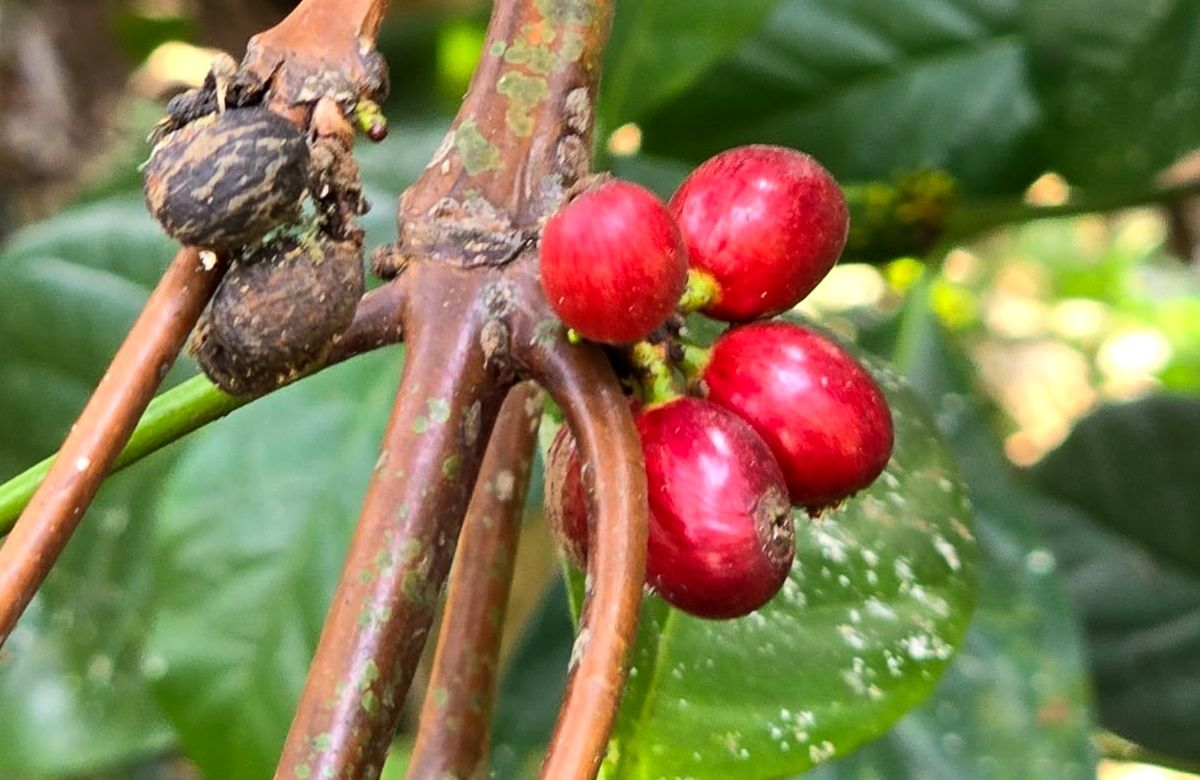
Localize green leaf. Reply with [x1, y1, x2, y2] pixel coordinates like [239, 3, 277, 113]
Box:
[601, 0, 782, 128]
[600, 357, 978, 779]
[1028, 0, 1200, 188]
[1037, 490, 1200, 763]
[638, 0, 1041, 195]
[146, 350, 401, 780]
[635, 0, 1200, 198]
[1030, 396, 1200, 576]
[1029, 395, 1200, 760]
[812, 296, 1095, 777]
[0, 199, 181, 775]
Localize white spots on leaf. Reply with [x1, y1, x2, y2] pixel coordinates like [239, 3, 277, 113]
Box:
[808, 741, 836, 764]
[837, 623, 866, 651]
[900, 632, 953, 662]
[1026, 547, 1056, 575]
[812, 526, 848, 564]
[865, 596, 897, 621]
[932, 533, 962, 572]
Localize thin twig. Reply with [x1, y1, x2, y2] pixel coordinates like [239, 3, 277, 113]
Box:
[406, 381, 543, 780]
[276, 266, 510, 780]
[521, 334, 648, 780]
[0, 247, 224, 644]
[0, 276, 410, 534]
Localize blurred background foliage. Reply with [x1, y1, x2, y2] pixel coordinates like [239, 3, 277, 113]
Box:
[0, 0, 1199, 778]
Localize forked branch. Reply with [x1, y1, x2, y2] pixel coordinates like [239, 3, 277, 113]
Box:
[276, 265, 512, 779]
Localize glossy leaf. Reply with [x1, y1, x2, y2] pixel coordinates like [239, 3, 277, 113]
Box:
[1037, 491, 1200, 763]
[637, 0, 1200, 197]
[145, 351, 401, 780]
[1030, 395, 1200, 760]
[601, 0, 781, 128]
[597, 356, 978, 779]
[1030, 396, 1200, 576]
[811, 297, 1095, 778]
[1027, 0, 1200, 188]
[639, 0, 1040, 195]
[0, 200, 180, 775]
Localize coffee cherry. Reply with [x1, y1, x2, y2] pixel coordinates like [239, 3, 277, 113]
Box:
[144, 107, 310, 250]
[192, 235, 364, 395]
[698, 321, 893, 511]
[540, 180, 688, 344]
[669, 145, 848, 321]
[545, 397, 795, 619]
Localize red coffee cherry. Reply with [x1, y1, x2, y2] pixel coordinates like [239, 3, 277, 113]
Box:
[699, 321, 893, 511]
[670, 145, 848, 321]
[540, 180, 688, 344]
[545, 397, 795, 620]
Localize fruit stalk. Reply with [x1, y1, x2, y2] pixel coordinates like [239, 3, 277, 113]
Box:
[520, 330, 648, 780]
[406, 382, 542, 780]
[0, 247, 227, 645]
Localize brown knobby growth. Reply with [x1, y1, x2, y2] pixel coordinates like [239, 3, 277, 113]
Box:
[0, 0, 647, 778]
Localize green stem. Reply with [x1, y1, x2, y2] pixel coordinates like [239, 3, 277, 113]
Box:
[630, 342, 679, 406]
[0, 376, 246, 534]
[676, 269, 719, 315]
[676, 341, 711, 384]
[947, 176, 1200, 240]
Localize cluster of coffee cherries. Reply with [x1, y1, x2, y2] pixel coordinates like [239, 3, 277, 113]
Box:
[540, 146, 895, 620]
[142, 56, 387, 395]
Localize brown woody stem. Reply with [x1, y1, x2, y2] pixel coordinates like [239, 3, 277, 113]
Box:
[276, 264, 510, 780]
[520, 334, 648, 780]
[278, 0, 625, 775]
[242, 0, 392, 115]
[0, 247, 226, 645]
[406, 381, 543, 780]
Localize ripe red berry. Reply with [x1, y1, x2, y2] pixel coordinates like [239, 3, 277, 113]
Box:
[699, 321, 893, 511]
[545, 397, 795, 620]
[540, 180, 688, 344]
[670, 145, 848, 321]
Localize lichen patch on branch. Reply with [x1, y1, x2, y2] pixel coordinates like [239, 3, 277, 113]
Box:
[497, 71, 551, 137]
[453, 121, 501, 175]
